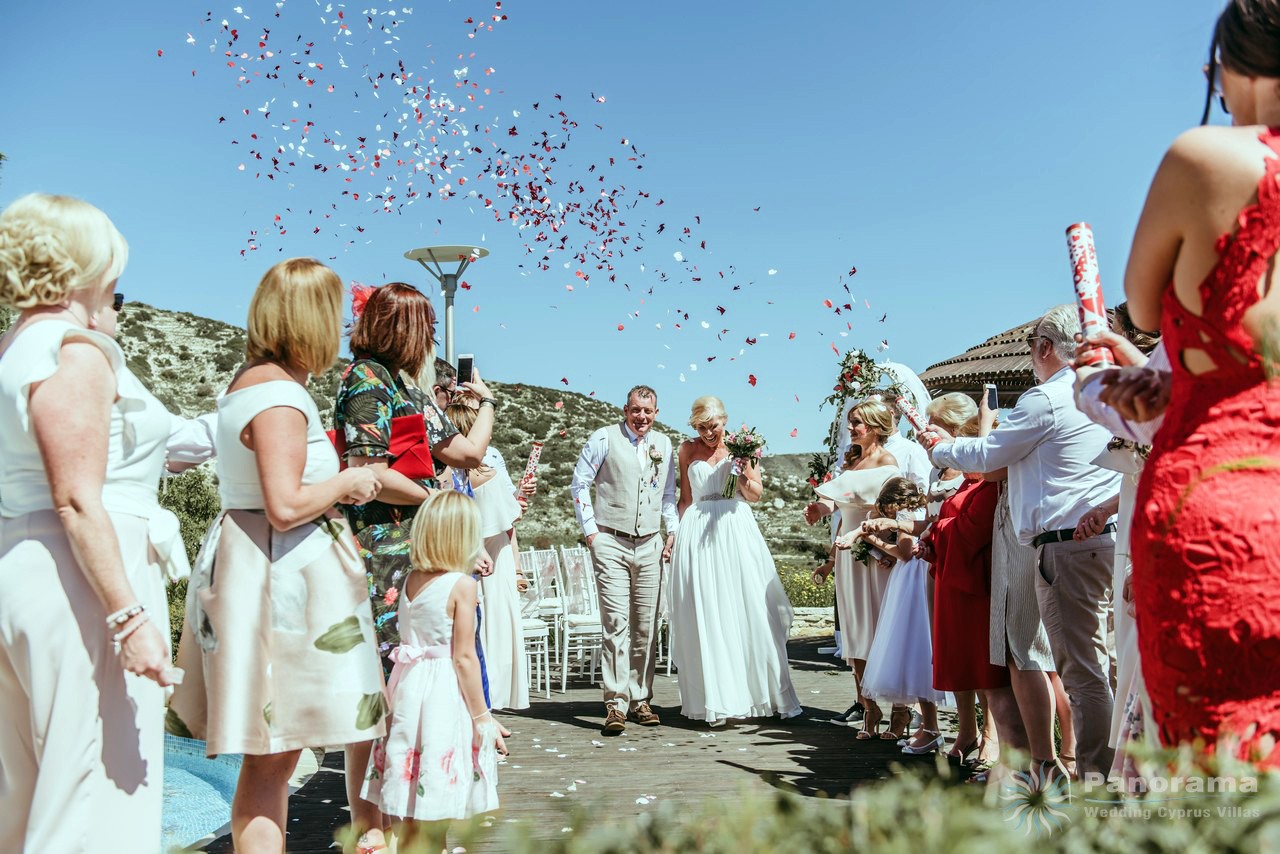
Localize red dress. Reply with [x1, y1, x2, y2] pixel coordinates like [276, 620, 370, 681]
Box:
[926, 477, 1009, 691]
[1131, 127, 1280, 767]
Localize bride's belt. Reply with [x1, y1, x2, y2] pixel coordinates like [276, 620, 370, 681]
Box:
[697, 494, 735, 503]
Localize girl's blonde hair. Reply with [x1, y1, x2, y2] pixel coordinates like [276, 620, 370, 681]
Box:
[926, 392, 978, 435]
[246, 258, 343, 374]
[0, 193, 128, 309]
[688, 395, 727, 427]
[409, 490, 483, 573]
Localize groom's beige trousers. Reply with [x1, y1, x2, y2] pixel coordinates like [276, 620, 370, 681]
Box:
[589, 530, 662, 712]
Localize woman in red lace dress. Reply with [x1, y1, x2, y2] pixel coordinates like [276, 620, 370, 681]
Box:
[1119, 0, 1280, 766]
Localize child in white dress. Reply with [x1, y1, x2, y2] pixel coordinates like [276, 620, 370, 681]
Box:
[362, 491, 506, 851]
[847, 477, 946, 751]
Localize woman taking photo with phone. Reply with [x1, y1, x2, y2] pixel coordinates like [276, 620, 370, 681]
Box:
[332, 282, 499, 849]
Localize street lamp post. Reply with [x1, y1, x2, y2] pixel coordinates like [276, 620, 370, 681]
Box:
[403, 245, 490, 364]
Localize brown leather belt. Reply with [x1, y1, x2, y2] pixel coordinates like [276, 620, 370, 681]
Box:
[596, 525, 658, 543]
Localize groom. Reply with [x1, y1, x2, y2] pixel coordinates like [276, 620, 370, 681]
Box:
[570, 385, 678, 734]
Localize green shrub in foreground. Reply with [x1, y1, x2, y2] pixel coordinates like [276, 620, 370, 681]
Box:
[341, 750, 1280, 854]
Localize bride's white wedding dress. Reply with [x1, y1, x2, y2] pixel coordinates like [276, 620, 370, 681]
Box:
[668, 456, 802, 723]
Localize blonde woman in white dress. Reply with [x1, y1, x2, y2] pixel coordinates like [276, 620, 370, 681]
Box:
[804, 398, 900, 738]
[168, 258, 388, 853]
[668, 396, 801, 725]
[0, 194, 177, 850]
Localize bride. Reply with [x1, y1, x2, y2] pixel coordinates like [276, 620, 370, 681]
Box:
[668, 396, 801, 725]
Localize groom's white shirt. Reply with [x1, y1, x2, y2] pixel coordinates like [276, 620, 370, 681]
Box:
[570, 422, 678, 538]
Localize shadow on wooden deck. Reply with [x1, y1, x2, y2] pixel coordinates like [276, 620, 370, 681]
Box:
[200, 636, 958, 852]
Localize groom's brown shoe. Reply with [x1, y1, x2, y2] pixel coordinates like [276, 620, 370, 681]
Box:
[603, 705, 626, 734]
[629, 702, 661, 726]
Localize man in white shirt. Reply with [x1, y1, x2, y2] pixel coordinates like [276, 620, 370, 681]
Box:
[928, 304, 1122, 779]
[570, 385, 678, 734]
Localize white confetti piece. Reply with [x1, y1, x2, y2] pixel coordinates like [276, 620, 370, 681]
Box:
[550, 791, 565, 798]
[768, 268, 778, 275]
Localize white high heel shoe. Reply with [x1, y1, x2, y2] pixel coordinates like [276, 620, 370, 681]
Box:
[901, 730, 945, 755]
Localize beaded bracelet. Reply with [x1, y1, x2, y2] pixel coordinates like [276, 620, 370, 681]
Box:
[112, 612, 151, 654]
[105, 603, 145, 630]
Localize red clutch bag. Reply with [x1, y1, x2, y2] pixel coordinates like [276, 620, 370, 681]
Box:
[327, 414, 436, 481]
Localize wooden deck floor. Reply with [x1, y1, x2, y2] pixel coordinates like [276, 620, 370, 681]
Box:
[201, 637, 961, 853]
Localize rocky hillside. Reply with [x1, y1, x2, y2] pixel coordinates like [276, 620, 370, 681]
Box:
[0, 304, 830, 563]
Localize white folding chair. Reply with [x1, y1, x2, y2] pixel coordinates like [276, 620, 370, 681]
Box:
[524, 548, 563, 628]
[517, 566, 552, 699]
[555, 545, 603, 693]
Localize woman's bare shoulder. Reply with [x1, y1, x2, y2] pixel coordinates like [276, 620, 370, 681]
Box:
[227, 361, 292, 393]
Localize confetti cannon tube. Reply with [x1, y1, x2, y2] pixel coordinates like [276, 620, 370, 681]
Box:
[1066, 222, 1114, 367]
[520, 442, 544, 486]
[894, 396, 937, 449]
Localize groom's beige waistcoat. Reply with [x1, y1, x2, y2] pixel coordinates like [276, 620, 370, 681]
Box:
[592, 423, 671, 538]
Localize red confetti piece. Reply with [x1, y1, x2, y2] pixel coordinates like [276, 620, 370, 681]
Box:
[617, 324, 624, 331]
[789, 428, 798, 438]
[823, 299, 833, 308]
[788, 332, 796, 340]
[554, 401, 564, 409]
[747, 374, 757, 387]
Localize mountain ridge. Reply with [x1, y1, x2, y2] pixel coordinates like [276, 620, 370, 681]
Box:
[0, 303, 830, 561]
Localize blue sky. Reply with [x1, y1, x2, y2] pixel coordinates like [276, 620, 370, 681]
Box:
[2, 0, 1225, 449]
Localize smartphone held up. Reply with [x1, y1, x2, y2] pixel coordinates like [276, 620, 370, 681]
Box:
[456, 353, 475, 385]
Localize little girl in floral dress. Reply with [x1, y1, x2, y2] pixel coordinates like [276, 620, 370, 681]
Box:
[362, 491, 506, 851]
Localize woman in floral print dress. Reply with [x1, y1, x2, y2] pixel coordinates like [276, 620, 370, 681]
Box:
[332, 282, 497, 850]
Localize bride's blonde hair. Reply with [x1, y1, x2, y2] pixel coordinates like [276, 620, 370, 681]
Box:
[688, 395, 727, 427]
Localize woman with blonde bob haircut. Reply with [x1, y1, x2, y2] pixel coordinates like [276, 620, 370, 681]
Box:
[169, 258, 389, 853]
[244, 257, 345, 374]
[0, 193, 176, 850]
[668, 394, 801, 725]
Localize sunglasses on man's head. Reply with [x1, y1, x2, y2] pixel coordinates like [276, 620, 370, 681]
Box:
[112, 293, 125, 314]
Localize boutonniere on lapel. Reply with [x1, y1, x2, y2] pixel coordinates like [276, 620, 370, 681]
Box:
[647, 444, 664, 487]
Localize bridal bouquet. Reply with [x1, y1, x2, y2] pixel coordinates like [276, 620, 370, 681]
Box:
[722, 426, 766, 498]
